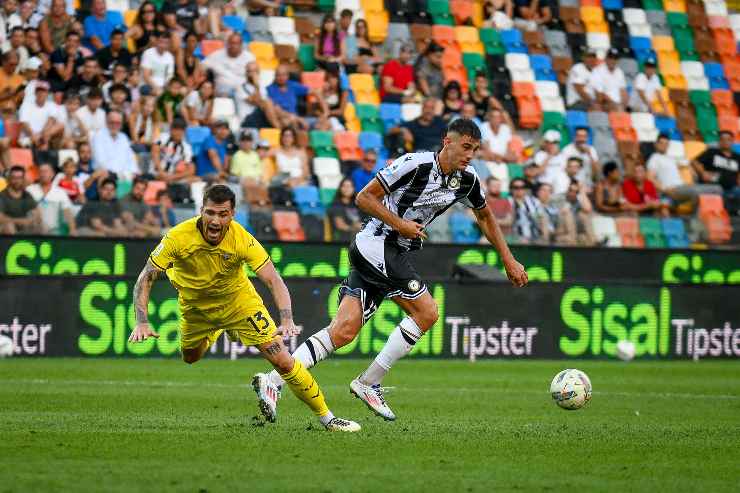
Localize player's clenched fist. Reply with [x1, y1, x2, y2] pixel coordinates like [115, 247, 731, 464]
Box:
[504, 259, 528, 288]
[397, 220, 427, 240]
[129, 323, 160, 343]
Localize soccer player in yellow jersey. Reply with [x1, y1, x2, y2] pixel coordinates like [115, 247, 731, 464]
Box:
[128, 185, 360, 432]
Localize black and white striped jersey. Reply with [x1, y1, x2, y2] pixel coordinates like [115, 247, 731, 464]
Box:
[358, 151, 487, 250]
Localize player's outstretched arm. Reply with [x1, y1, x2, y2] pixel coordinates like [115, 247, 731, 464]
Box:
[255, 260, 300, 337]
[472, 206, 528, 288]
[128, 260, 161, 342]
[356, 179, 426, 240]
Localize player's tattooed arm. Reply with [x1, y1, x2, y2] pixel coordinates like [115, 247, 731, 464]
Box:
[255, 260, 300, 336]
[133, 260, 161, 324]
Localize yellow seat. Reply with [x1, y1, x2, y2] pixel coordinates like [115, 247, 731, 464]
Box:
[249, 41, 278, 70]
[663, 74, 688, 89]
[664, 0, 686, 13]
[349, 73, 376, 93]
[658, 52, 681, 75]
[259, 128, 281, 148]
[360, 0, 385, 14]
[651, 87, 674, 116]
[584, 20, 609, 33]
[679, 165, 695, 185]
[652, 36, 675, 53]
[366, 11, 389, 44]
[684, 141, 706, 160]
[124, 9, 137, 27]
[580, 6, 604, 23]
[455, 26, 484, 54]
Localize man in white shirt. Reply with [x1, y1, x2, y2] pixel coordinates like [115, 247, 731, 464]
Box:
[91, 109, 139, 180]
[26, 161, 77, 235]
[629, 58, 668, 114]
[589, 48, 628, 111]
[235, 61, 281, 128]
[560, 127, 600, 192]
[75, 86, 106, 136]
[566, 47, 598, 110]
[140, 31, 175, 94]
[480, 108, 514, 164]
[203, 32, 256, 97]
[532, 129, 570, 195]
[18, 81, 63, 150]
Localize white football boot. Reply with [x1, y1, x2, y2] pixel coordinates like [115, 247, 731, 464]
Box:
[349, 378, 397, 421]
[325, 417, 362, 432]
[251, 373, 281, 423]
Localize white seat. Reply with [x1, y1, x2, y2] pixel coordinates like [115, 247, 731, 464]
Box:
[191, 181, 207, 210]
[334, 0, 361, 11]
[540, 96, 565, 113]
[686, 76, 710, 91]
[106, 0, 130, 11]
[273, 32, 300, 48]
[623, 8, 647, 25]
[212, 97, 236, 120]
[313, 157, 341, 178]
[591, 215, 622, 247]
[627, 23, 652, 37]
[318, 173, 343, 189]
[401, 103, 422, 121]
[730, 14, 740, 31]
[259, 69, 275, 90]
[704, 0, 728, 17]
[680, 61, 704, 78]
[486, 162, 510, 192]
[505, 53, 530, 70]
[509, 68, 535, 82]
[586, 33, 610, 51]
[534, 81, 560, 99]
[267, 16, 295, 35]
[631, 112, 658, 142]
[667, 140, 686, 160]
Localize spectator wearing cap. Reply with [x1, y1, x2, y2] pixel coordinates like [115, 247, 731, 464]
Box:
[202, 32, 255, 97]
[92, 109, 139, 180]
[75, 87, 106, 136]
[351, 149, 378, 193]
[196, 119, 231, 180]
[380, 43, 416, 104]
[0, 165, 42, 234]
[561, 126, 600, 192]
[39, 0, 75, 55]
[49, 30, 83, 93]
[532, 130, 570, 195]
[415, 41, 445, 99]
[235, 61, 281, 129]
[394, 97, 447, 152]
[230, 132, 267, 188]
[19, 80, 63, 150]
[26, 161, 77, 235]
[622, 163, 667, 216]
[140, 31, 175, 95]
[595, 161, 634, 214]
[95, 29, 132, 75]
[629, 58, 667, 115]
[589, 49, 628, 111]
[267, 64, 313, 130]
[151, 117, 195, 185]
[19, 55, 42, 103]
[566, 47, 598, 110]
[83, 0, 125, 52]
[75, 177, 127, 237]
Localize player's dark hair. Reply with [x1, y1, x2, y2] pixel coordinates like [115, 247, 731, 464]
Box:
[203, 184, 236, 209]
[446, 118, 482, 141]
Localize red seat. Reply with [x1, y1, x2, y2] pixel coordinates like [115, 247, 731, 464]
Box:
[333, 131, 363, 161]
[516, 96, 542, 129]
[698, 194, 732, 243]
[615, 217, 645, 248]
[143, 180, 167, 206]
[301, 71, 326, 91]
[9, 148, 37, 183]
[273, 211, 306, 241]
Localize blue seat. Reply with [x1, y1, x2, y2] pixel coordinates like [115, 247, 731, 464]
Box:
[358, 131, 383, 152]
[654, 116, 682, 139]
[733, 143, 740, 154]
[501, 29, 528, 53]
[530, 55, 556, 81]
[379, 103, 402, 129]
[703, 63, 725, 78]
[222, 15, 246, 33]
[629, 37, 655, 62]
[601, 0, 623, 9]
[293, 186, 324, 216]
[449, 212, 480, 244]
[234, 206, 251, 232]
[566, 110, 588, 128]
[186, 126, 212, 156]
[662, 218, 689, 248]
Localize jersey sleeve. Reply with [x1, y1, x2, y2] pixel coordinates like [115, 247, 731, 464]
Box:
[149, 233, 179, 271]
[376, 154, 419, 193]
[241, 230, 271, 273]
[462, 171, 487, 210]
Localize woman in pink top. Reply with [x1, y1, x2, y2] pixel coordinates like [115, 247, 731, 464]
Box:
[314, 14, 345, 72]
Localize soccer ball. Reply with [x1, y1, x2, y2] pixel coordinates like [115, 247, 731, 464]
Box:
[0, 334, 14, 358]
[550, 369, 592, 410]
[616, 340, 636, 361]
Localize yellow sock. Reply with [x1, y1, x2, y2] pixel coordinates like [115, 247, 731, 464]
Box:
[279, 359, 330, 417]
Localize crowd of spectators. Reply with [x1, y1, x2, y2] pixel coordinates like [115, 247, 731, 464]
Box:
[0, 0, 737, 246]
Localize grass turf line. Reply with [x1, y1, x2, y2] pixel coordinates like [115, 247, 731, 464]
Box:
[1, 359, 739, 492]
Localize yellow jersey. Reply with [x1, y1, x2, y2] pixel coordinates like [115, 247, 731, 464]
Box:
[149, 216, 270, 310]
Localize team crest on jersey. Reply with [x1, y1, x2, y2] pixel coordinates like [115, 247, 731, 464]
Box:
[408, 280, 421, 292]
[223, 253, 231, 260]
[448, 176, 461, 190]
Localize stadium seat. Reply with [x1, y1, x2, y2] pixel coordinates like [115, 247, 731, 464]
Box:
[301, 71, 325, 91]
[615, 217, 645, 248]
[639, 217, 666, 247]
[249, 42, 279, 70]
[273, 210, 306, 241]
[501, 30, 528, 53]
[591, 215, 622, 246]
[449, 212, 480, 243]
[455, 26, 484, 54]
[295, 17, 318, 43]
[200, 39, 224, 57]
[186, 126, 211, 156]
[212, 98, 236, 121]
[310, 130, 338, 158]
[313, 157, 342, 189]
[222, 15, 246, 34]
[662, 218, 690, 248]
[143, 181, 167, 206]
[358, 131, 383, 152]
[268, 16, 300, 47]
[631, 112, 659, 142]
[293, 186, 324, 216]
[379, 103, 402, 129]
[333, 132, 363, 161]
[480, 28, 505, 55]
[609, 112, 638, 141]
[401, 103, 422, 122]
[10, 148, 36, 182]
[697, 193, 732, 243]
[349, 74, 380, 105]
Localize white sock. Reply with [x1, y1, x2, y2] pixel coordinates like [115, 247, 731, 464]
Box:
[360, 317, 423, 386]
[319, 410, 335, 427]
[267, 328, 335, 388]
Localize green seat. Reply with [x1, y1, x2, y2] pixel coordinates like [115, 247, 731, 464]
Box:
[640, 218, 666, 248]
[695, 106, 718, 129]
[316, 0, 335, 12]
[641, 0, 663, 10]
[116, 180, 132, 199]
[356, 104, 379, 121]
[428, 0, 450, 16]
[298, 44, 315, 71]
[689, 90, 712, 108]
[310, 130, 338, 158]
[462, 53, 486, 72]
[667, 12, 689, 29]
[507, 163, 524, 180]
[360, 119, 385, 135]
[320, 188, 337, 206]
[480, 28, 505, 55]
[677, 49, 700, 62]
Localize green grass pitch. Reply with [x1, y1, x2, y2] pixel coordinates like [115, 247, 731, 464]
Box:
[1, 358, 739, 492]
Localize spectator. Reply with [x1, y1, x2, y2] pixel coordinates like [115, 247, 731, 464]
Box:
[140, 31, 175, 95]
[54, 156, 85, 204]
[162, 0, 204, 40]
[256, 139, 275, 182]
[692, 131, 740, 206]
[196, 119, 231, 180]
[95, 28, 131, 75]
[182, 78, 214, 127]
[18, 55, 42, 105]
[509, 177, 545, 243]
[531, 129, 570, 194]
[0, 1, 18, 42]
[0, 50, 24, 110]
[272, 126, 309, 188]
[630, 58, 668, 115]
[39, 0, 74, 55]
[343, 18, 380, 74]
[485, 176, 513, 235]
[120, 175, 160, 237]
[26, 161, 76, 235]
[75, 141, 104, 201]
[329, 177, 363, 242]
[380, 43, 415, 103]
[49, 30, 83, 93]
[483, 0, 514, 30]
[245, 0, 281, 17]
[441, 81, 464, 121]
[589, 48, 628, 112]
[338, 9, 353, 38]
[536, 182, 571, 244]
[513, 0, 552, 31]
[19, 80, 63, 150]
[75, 177, 127, 236]
[322, 69, 349, 126]
[106, 82, 131, 115]
[566, 47, 598, 110]
[564, 157, 583, 190]
[230, 132, 263, 182]
[397, 97, 446, 152]
[267, 64, 312, 129]
[75, 86, 106, 137]
[152, 188, 175, 229]
[202, 32, 255, 97]
[57, 90, 85, 146]
[314, 14, 345, 73]
[156, 77, 184, 126]
[561, 126, 600, 192]
[125, 1, 162, 54]
[24, 26, 43, 60]
[622, 163, 667, 216]
[67, 56, 104, 99]
[453, 102, 485, 132]
[235, 61, 280, 129]
[130, 94, 161, 154]
[101, 63, 129, 102]
[469, 72, 494, 120]
[415, 41, 445, 99]
[563, 180, 597, 246]
[0, 165, 42, 234]
[176, 30, 205, 90]
[150, 117, 195, 185]
[3, 26, 29, 70]
[480, 108, 514, 164]
[351, 149, 377, 193]
[92, 109, 139, 180]
[595, 161, 633, 214]
[83, 0, 124, 52]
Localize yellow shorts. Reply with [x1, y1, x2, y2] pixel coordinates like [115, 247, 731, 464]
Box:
[179, 292, 278, 351]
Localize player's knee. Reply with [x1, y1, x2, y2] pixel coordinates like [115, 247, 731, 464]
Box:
[330, 318, 360, 348]
[414, 300, 439, 331]
[274, 357, 293, 375]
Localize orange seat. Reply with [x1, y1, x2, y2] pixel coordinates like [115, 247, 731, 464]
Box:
[9, 148, 37, 182]
[609, 112, 638, 142]
[450, 0, 474, 24]
[580, 6, 604, 23]
[301, 71, 326, 91]
[454, 26, 484, 54]
[684, 140, 706, 160]
[333, 131, 363, 161]
[711, 90, 737, 115]
[443, 67, 469, 92]
[615, 217, 645, 248]
[432, 25, 457, 50]
[143, 180, 167, 206]
[516, 96, 542, 129]
[201, 39, 224, 57]
[512, 81, 535, 97]
[664, 0, 686, 12]
[273, 210, 306, 241]
[698, 194, 732, 243]
[713, 29, 736, 57]
[718, 114, 739, 138]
